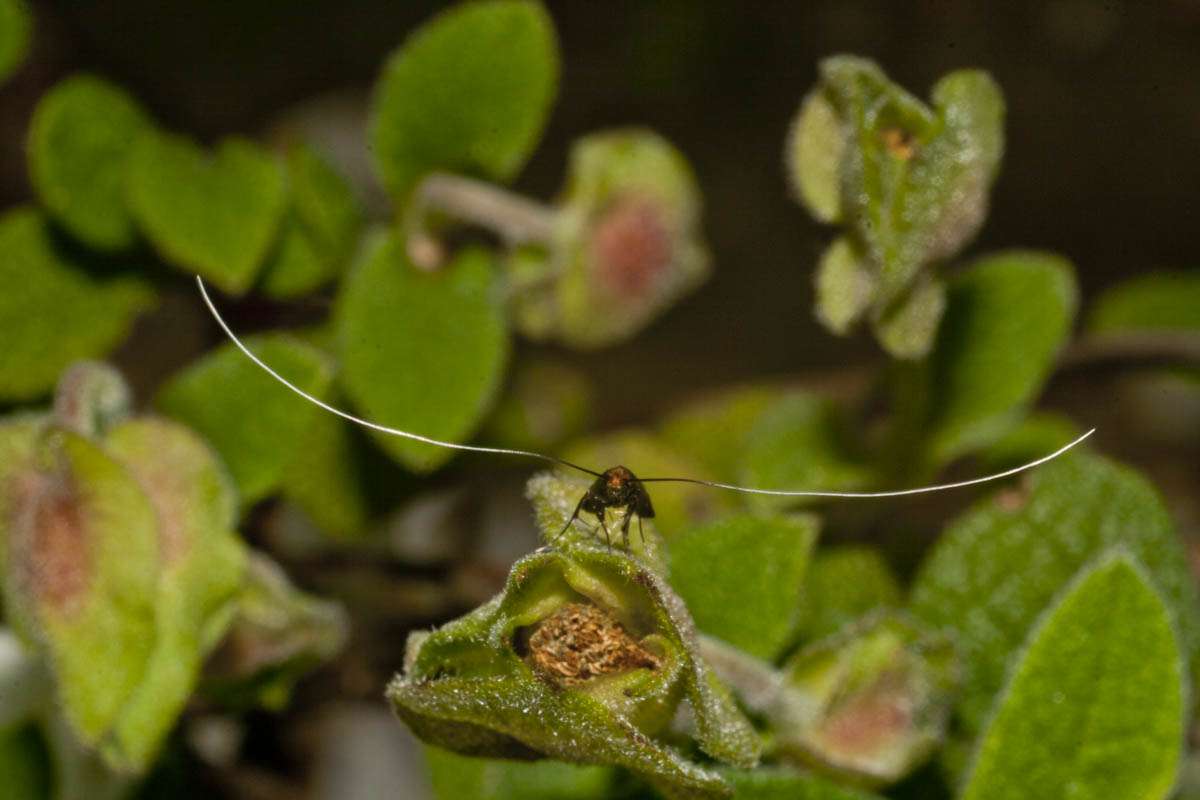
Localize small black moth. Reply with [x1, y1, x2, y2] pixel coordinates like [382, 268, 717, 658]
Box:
[198, 276, 1094, 552]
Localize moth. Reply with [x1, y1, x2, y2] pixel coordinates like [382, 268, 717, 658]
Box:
[197, 277, 1093, 550]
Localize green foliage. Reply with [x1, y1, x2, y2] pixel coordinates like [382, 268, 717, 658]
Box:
[668, 513, 818, 660]
[1085, 269, 1200, 333]
[658, 384, 778, 482]
[157, 334, 334, 505]
[0, 0, 31, 84]
[895, 250, 1078, 466]
[127, 133, 287, 295]
[28, 74, 151, 250]
[909, 452, 1200, 742]
[738, 392, 870, 508]
[370, 0, 558, 201]
[0, 207, 152, 401]
[336, 234, 509, 471]
[792, 56, 1005, 357]
[425, 747, 622, 800]
[389, 546, 758, 799]
[259, 142, 364, 299]
[0, 725, 51, 800]
[959, 553, 1184, 800]
[798, 546, 901, 641]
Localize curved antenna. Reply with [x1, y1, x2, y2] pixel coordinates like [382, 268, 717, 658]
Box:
[638, 428, 1094, 498]
[196, 276, 603, 478]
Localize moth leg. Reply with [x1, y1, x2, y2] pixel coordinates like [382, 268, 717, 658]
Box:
[619, 504, 636, 550]
[595, 508, 612, 552]
[555, 495, 587, 542]
[637, 513, 646, 548]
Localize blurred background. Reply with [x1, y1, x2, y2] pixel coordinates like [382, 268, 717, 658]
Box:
[3, 1, 1199, 797]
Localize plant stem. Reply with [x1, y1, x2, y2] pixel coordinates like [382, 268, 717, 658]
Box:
[405, 172, 558, 269]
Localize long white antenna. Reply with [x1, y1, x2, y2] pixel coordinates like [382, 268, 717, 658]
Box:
[196, 277, 601, 476]
[198, 275, 1093, 497]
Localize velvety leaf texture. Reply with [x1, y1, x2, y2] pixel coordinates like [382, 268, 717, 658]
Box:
[0, 207, 152, 401]
[336, 233, 509, 472]
[668, 513, 819, 660]
[157, 334, 335, 505]
[960, 554, 1184, 800]
[425, 747, 620, 800]
[370, 0, 558, 200]
[28, 73, 152, 250]
[916, 250, 1078, 464]
[798, 546, 901, 641]
[909, 451, 1200, 741]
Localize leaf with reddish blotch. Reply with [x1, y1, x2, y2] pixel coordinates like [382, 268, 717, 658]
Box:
[1, 428, 160, 748]
[101, 416, 246, 770]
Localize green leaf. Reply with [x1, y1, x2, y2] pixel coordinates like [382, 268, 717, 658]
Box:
[0, 0, 31, 85]
[786, 90, 846, 224]
[901, 250, 1078, 465]
[280, 405, 374, 540]
[719, 766, 884, 799]
[959, 553, 1184, 800]
[259, 142, 364, 299]
[336, 233, 509, 471]
[799, 546, 901, 641]
[814, 237, 875, 336]
[1085, 270, 1200, 334]
[975, 412, 1080, 474]
[127, 132, 287, 294]
[738, 392, 871, 509]
[0, 207, 153, 402]
[0, 415, 45, 578]
[157, 333, 335, 505]
[871, 273, 945, 359]
[370, 0, 558, 200]
[425, 747, 621, 800]
[0, 725, 51, 800]
[2, 429, 159, 748]
[101, 417, 246, 771]
[27, 74, 152, 250]
[659, 384, 778, 483]
[560, 429, 734, 538]
[668, 513, 819, 660]
[821, 57, 1004, 306]
[909, 451, 1200, 743]
[390, 547, 759, 799]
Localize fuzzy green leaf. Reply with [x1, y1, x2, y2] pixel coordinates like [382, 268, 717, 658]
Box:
[901, 250, 1077, 465]
[909, 451, 1200, 742]
[337, 233, 508, 471]
[2, 429, 159, 748]
[668, 513, 819, 660]
[0, 207, 153, 401]
[871, 273, 946, 359]
[157, 334, 334, 505]
[28, 74, 152, 250]
[1085, 270, 1200, 334]
[821, 57, 1004, 306]
[0, 0, 31, 84]
[370, 0, 558, 200]
[786, 90, 846, 224]
[976, 413, 1080, 474]
[127, 132, 287, 294]
[959, 553, 1185, 800]
[101, 417, 245, 770]
[390, 547, 760, 798]
[799, 546, 901, 641]
[259, 142, 364, 298]
[738, 392, 871, 509]
[425, 747, 620, 800]
[814, 237, 875, 336]
[719, 766, 884, 799]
